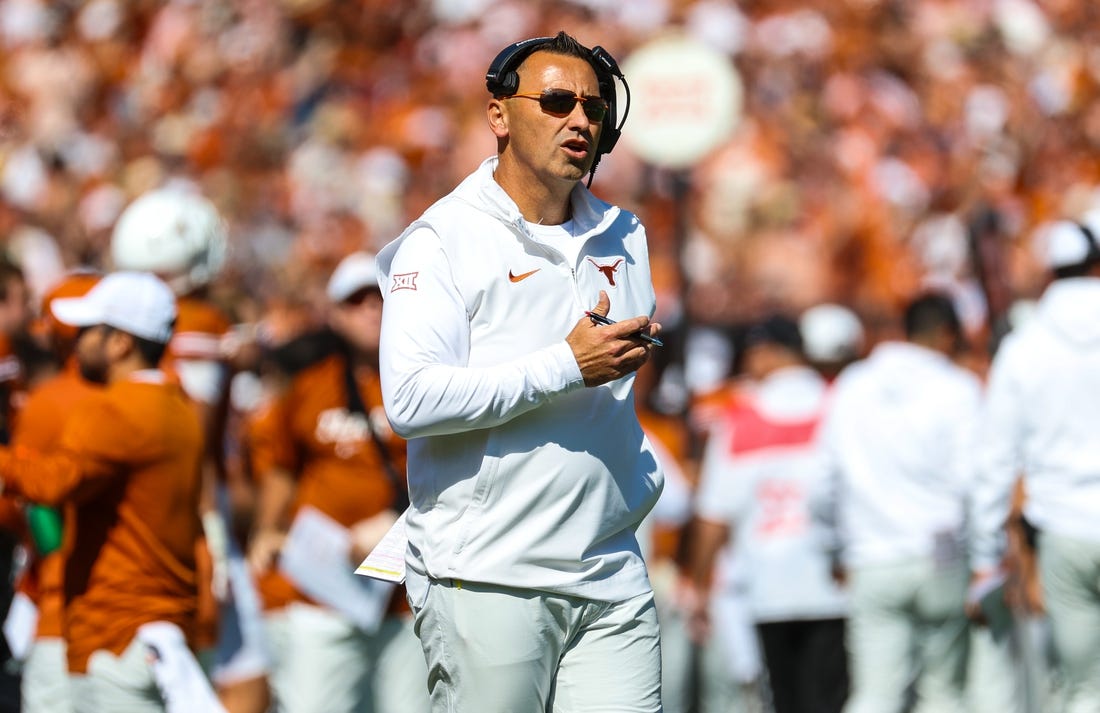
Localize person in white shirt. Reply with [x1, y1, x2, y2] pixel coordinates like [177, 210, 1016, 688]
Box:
[691, 315, 848, 713]
[819, 293, 981, 713]
[970, 218, 1100, 712]
[376, 31, 664, 713]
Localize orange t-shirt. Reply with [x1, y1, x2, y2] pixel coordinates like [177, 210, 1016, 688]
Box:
[251, 354, 406, 611]
[10, 362, 100, 639]
[1, 373, 204, 673]
[165, 296, 232, 649]
[169, 297, 231, 365]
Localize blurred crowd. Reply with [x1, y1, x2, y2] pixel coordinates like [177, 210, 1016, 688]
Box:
[1, 0, 1100, 712]
[0, 0, 1099, 358]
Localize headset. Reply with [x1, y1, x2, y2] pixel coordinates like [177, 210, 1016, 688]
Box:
[1076, 221, 1100, 264]
[486, 36, 631, 184]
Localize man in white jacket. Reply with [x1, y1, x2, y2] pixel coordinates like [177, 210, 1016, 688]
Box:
[376, 31, 664, 713]
[819, 293, 981, 713]
[971, 219, 1100, 712]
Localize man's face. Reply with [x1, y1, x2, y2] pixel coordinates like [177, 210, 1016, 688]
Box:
[75, 325, 111, 384]
[330, 288, 384, 355]
[495, 52, 604, 186]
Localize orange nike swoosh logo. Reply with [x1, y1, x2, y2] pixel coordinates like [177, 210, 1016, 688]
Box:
[509, 269, 540, 283]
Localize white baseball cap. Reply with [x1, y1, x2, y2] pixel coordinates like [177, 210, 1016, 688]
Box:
[1038, 218, 1100, 270]
[51, 271, 177, 343]
[799, 303, 865, 363]
[326, 252, 379, 303]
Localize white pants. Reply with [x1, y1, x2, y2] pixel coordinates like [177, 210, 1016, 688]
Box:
[22, 637, 72, 713]
[843, 557, 969, 713]
[265, 602, 429, 713]
[411, 579, 662, 713]
[967, 621, 1023, 713]
[70, 623, 224, 713]
[211, 550, 271, 685]
[1038, 532, 1100, 713]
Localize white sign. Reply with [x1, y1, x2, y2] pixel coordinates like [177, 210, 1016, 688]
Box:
[279, 505, 395, 633]
[621, 35, 742, 169]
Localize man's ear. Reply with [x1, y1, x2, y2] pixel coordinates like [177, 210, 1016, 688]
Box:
[105, 329, 134, 361]
[487, 98, 509, 139]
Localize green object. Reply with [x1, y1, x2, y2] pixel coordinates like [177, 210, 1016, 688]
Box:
[26, 505, 63, 555]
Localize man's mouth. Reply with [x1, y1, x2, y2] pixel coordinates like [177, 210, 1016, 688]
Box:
[561, 139, 590, 159]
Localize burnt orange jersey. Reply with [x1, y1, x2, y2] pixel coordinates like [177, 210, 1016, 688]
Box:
[10, 362, 100, 638]
[0, 372, 204, 673]
[170, 296, 231, 364]
[252, 354, 405, 610]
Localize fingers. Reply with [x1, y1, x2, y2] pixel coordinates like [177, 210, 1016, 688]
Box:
[590, 290, 610, 317]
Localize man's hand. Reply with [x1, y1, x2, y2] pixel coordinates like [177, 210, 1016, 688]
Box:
[566, 291, 661, 387]
[349, 509, 400, 563]
[247, 528, 286, 575]
[966, 568, 1007, 625]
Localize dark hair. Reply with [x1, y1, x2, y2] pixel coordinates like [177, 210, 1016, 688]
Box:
[904, 293, 961, 342]
[743, 314, 804, 356]
[133, 334, 170, 368]
[529, 31, 593, 67]
[0, 258, 24, 301]
[102, 324, 173, 367]
[503, 30, 616, 99]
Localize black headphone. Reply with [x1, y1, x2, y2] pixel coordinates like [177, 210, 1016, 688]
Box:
[485, 36, 631, 182]
[1076, 221, 1100, 264]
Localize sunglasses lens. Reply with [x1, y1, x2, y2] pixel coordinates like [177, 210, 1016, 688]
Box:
[539, 92, 577, 115]
[538, 91, 607, 122]
[583, 101, 607, 123]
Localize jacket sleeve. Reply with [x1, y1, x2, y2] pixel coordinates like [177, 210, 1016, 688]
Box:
[969, 347, 1024, 571]
[379, 227, 584, 439]
[0, 395, 129, 506]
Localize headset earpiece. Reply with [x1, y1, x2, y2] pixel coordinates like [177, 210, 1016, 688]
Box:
[1077, 222, 1100, 263]
[485, 37, 554, 98]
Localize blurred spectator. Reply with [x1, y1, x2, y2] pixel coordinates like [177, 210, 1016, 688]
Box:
[13, 271, 100, 713]
[0, 272, 222, 711]
[109, 185, 271, 712]
[970, 219, 1100, 712]
[818, 293, 981, 713]
[690, 315, 848, 713]
[247, 251, 427, 713]
[798, 302, 865, 381]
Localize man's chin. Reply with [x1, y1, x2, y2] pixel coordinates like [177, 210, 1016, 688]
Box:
[557, 160, 592, 184]
[78, 365, 108, 385]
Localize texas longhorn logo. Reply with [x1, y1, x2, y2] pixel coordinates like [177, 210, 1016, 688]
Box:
[587, 257, 624, 287]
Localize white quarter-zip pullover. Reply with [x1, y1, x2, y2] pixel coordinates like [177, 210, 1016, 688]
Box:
[819, 342, 982, 569]
[377, 157, 663, 605]
[970, 278, 1100, 570]
[697, 366, 848, 622]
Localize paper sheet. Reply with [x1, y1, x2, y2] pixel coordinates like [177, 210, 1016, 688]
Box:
[2, 592, 37, 661]
[356, 510, 408, 584]
[279, 505, 394, 632]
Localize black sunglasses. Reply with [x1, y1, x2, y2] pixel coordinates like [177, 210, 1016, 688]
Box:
[505, 89, 609, 123]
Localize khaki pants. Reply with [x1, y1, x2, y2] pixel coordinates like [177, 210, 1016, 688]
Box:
[843, 557, 969, 713]
[411, 579, 662, 713]
[1038, 532, 1100, 713]
[71, 622, 223, 713]
[22, 637, 72, 713]
[265, 602, 429, 713]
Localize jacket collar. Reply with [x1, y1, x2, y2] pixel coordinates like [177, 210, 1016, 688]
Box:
[458, 157, 621, 241]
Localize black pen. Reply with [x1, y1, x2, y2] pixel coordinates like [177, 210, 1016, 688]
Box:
[585, 311, 664, 347]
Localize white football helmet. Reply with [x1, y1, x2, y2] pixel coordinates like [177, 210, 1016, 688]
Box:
[110, 187, 227, 295]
